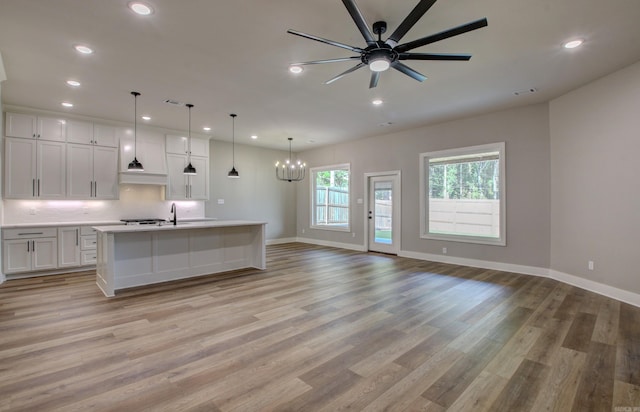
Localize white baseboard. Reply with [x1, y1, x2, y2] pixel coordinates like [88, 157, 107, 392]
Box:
[398, 250, 549, 277]
[266, 237, 299, 246]
[548, 270, 640, 308]
[296, 237, 367, 252]
[398, 250, 640, 308]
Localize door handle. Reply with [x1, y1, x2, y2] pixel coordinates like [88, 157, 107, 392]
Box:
[368, 210, 372, 219]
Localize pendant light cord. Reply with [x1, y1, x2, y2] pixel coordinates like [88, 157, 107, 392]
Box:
[230, 114, 237, 167]
[132, 91, 140, 159]
[186, 104, 193, 163]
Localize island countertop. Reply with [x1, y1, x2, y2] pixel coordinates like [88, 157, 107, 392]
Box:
[92, 220, 266, 234]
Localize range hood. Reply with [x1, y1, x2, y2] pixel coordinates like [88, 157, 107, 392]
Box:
[119, 130, 168, 185]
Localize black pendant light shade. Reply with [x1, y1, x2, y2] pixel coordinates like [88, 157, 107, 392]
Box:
[228, 113, 239, 179]
[127, 91, 144, 171]
[183, 103, 197, 175]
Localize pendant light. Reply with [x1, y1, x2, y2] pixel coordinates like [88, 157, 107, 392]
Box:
[183, 103, 197, 175]
[275, 137, 306, 182]
[127, 91, 144, 171]
[228, 113, 239, 178]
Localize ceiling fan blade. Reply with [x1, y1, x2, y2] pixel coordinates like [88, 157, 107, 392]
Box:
[287, 29, 364, 53]
[292, 57, 361, 65]
[387, 0, 438, 46]
[398, 52, 471, 61]
[325, 62, 366, 84]
[342, 0, 376, 46]
[369, 71, 380, 88]
[395, 18, 488, 53]
[392, 62, 427, 82]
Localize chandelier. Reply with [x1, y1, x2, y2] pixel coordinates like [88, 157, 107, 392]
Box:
[275, 138, 306, 182]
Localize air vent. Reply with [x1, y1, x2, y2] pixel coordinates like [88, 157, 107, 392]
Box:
[514, 88, 537, 96]
[164, 99, 183, 106]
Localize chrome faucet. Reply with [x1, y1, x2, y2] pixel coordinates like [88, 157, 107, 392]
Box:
[170, 203, 177, 226]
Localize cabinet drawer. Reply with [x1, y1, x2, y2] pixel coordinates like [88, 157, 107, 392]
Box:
[80, 235, 97, 250]
[3, 227, 57, 240]
[81, 250, 97, 265]
[80, 226, 96, 236]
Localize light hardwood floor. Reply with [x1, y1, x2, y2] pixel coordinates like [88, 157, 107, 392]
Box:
[1, 243, 639, 411]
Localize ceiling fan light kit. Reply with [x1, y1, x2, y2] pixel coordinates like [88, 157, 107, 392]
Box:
[287, 0, 488, 88]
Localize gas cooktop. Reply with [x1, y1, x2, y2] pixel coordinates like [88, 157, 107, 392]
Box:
[120, 218, 167, 225]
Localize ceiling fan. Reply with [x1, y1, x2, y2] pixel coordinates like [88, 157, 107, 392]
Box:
[287, 0, 488, 88]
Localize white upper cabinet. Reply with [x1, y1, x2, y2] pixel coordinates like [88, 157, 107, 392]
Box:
[5, 112, 66, 141]
[67, 143, 118, 199]
[166, 134, 209, 157]
[4, 137, 66, 199]
[93, 124, 118, 147]
[166, 154, 209, 200]
[66, 120, 94, 145]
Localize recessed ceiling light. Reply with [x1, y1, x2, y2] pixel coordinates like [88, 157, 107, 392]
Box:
[251, 135, 258, 139]
[128, 2, 153, 15]
[203, 127, 211, 131]
[66, 80, 81, 87]
[563, 39, 584, 49]
[141, 115, 151, 121]
[289, 65, 303, 74]
[61, 102, 74, 108]
[372, 98, 383, 106]
[74, 44, 93, 54]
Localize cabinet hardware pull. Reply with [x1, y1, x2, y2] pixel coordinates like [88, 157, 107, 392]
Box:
[18, 232, 43, 236]
[94, 181, 97, 197]
[76, 229, 79, 246]
[27, 241, 30, 252]
[32, 240, 35, 252]
[37, 179, 40, 196]
[32, 179, 36, 197]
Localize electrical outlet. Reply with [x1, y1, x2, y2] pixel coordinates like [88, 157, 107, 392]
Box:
[302, 228, 305, 234]
[29, 208, 36, 215]
[442, 247, 447, 254]
[588, 261, 594, 271]
[352, 232, 356, 238]
[217, 199, 224, 205]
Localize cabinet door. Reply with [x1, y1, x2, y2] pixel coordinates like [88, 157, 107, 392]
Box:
[4, 138, 37, 198]
[93, 146, 119, 199]
[188, 156, 209, 200]
[94, 124, 118, 147]
[66, 120, 94, 144]
[166, 154, 187, 199]
[58, 227, 81, 267]
[37, 141, 66, 198]
[67, 143, 93, 198]
[37, 117, 66, 141]
[32, 238, 58, 271]
[3, 239, 32, 273]
[5, 113, 36, 139]
[190, 138, 209, 157]
[166, 135, 187, 154]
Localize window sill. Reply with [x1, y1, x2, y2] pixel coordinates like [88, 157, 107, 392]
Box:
[421, 232, 506, 246]
[311, 225, 351, 233]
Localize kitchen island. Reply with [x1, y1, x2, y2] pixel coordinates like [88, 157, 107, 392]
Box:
[93, 220, 266, 297]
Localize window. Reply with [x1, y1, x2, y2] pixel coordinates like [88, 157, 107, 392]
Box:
[311, 164, 350, 231]
[420, 142, 506, 245]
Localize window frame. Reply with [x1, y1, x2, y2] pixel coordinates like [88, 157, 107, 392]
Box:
[419, 142, 506, 246]
[310, 163, 351, 232]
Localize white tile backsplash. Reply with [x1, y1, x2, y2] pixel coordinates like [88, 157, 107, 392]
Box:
[2, 185, 205, 225]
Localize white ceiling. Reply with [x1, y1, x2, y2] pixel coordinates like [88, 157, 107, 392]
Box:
[1, 0, 639, 150]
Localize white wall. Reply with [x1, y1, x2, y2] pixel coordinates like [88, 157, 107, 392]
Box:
[206, 140, 297, 241]
[298, 104, 551, 269]
[550, 60, 640, 294]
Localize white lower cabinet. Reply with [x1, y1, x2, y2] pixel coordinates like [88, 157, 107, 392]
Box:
[3, 225, 100, 275]
[2, 228, 58, 274]
[58, 227, 81, 267]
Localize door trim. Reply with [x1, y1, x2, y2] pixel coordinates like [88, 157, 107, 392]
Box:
[364, 170, 401, 254]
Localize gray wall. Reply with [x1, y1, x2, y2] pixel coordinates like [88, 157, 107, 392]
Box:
[550, 60, 640, 294]
[206, 140, 297, 240]
[298, 103, 551, 268]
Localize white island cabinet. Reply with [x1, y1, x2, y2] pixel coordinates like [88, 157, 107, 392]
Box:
[94, 221, 266, 297]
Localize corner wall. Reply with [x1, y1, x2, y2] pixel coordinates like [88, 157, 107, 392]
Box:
[550, 60, 640, 295]
[206, 140, 297, 241]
